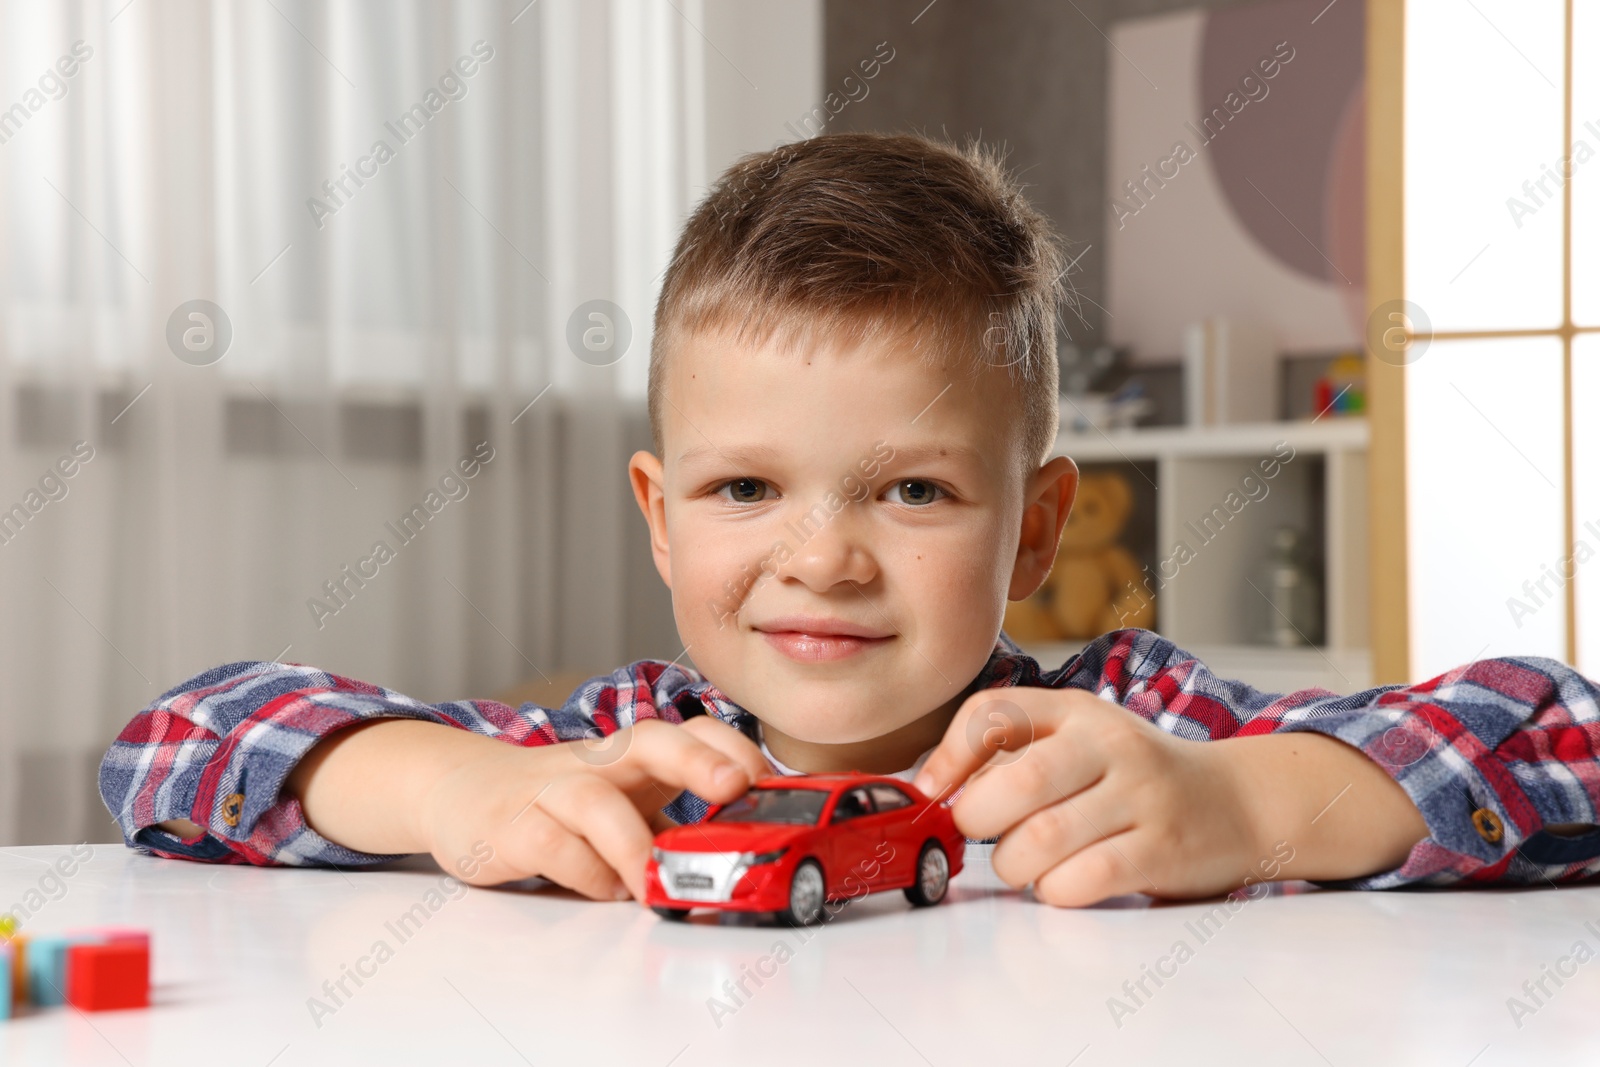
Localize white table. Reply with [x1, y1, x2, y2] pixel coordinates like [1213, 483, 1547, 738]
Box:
[1, 842, 1595, 1065]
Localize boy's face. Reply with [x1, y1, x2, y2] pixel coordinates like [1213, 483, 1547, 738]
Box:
[629, 325, 1076, 768]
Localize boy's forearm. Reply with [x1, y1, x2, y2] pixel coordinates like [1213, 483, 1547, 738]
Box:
[155, 719, 470, 850]
[1223, 732, 1429, 882]
[272, 718, 535, 855]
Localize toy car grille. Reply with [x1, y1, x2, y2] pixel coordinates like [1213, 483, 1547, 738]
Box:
[656, 850, 747, 902]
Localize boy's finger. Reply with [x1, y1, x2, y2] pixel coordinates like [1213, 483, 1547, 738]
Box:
[536, 773, 654, 902]
[949, 727, 1110, 842]
[600, 718, 757, 803]
[676, 714, 774, 784]
[913, 687, 1065, 800]
[1031, 832, 1153, 908]
[983, 779, 1129, 889]
[494, 804, 628, 901]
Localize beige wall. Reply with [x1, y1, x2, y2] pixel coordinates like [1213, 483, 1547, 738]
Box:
[824, 0, 1261, 354]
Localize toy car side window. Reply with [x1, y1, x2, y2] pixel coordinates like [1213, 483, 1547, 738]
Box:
[831, 787, 875, 823]
[869, 785, 912, 812]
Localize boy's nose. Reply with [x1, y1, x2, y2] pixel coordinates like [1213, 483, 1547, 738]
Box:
[778, 515, 878, 592]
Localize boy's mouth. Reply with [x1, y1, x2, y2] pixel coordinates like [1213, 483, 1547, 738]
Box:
[753, 615, 895, 663]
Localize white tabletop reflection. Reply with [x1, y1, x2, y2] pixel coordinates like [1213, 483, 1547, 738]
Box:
[0, 842, 1594, 1065]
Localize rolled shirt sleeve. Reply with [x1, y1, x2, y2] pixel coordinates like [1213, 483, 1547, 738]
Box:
[98, 658, 723, 867]
[991, 628, 1600, 889]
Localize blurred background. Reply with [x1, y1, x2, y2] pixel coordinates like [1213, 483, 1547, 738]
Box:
[0, 0, 1593, 845]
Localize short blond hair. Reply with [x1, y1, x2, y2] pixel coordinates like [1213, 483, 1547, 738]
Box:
[649, 132, 1066, 476]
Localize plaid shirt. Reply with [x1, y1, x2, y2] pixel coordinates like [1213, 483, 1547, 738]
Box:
[99, 628, 1600, 889]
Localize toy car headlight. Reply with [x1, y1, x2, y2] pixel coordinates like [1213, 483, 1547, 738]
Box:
[741, 847, 789, 866]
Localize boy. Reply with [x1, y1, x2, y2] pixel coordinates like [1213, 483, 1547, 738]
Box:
[102, 133, 1600, 908]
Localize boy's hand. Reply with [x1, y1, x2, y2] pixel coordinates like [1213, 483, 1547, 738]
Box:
[415, 716, 770, 903]
[912, 687, 1429, 907]
[284, 714, 770, 903]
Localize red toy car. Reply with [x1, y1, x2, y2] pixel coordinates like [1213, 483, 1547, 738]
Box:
[645, 773, 965, 926]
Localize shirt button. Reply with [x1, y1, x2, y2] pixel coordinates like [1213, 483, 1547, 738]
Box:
[222, 792, 244, 827]
[1471, 807, 1504, 843]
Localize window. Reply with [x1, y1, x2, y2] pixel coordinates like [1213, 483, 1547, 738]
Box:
[869, 785, 913, 812]
[1398, 0, 1598, 675]
[710, 789, 828, 826]
[829, 788, 875, 824]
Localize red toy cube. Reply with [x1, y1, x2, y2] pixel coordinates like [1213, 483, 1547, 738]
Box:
[65, 941, 148, 1012]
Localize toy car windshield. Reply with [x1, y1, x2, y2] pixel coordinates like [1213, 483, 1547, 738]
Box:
[709, 787, 827, 826]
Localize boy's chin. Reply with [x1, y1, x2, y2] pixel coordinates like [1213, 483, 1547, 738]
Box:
[755, 705, 925, 749]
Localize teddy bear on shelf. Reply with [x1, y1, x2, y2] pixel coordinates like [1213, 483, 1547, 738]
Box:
[1003, 469, 1155, 642]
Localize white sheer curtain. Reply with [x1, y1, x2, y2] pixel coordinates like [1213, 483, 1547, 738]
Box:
[0, 0, 698, 844]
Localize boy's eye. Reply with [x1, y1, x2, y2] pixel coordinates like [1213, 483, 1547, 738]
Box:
[717, 478, 772, 503]
[885, 479, 943, 506]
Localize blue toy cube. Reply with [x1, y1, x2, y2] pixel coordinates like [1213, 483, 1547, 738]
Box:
[26, 935, 102, 1007]
[0, 941, 12, 1020]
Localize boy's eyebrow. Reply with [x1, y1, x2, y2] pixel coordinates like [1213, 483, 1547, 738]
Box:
[676, 443, 784, 468]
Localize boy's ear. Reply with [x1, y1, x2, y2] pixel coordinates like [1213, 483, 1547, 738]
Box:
[1008, 455, 1078, 601]
[628, 450, 673, 588]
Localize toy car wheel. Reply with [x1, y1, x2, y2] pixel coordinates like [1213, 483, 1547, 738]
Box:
[778, 859, 825, 926]
[652, 906, 691, 921]
[903, 840, 950, 907]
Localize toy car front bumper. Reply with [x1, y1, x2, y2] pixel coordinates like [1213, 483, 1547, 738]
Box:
[644, 856, 787, 912]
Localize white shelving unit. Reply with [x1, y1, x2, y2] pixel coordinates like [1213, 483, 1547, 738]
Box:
[1024, 418, 1372, 694]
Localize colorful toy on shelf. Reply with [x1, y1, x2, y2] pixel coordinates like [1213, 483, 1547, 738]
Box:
[1311, 351, 1366, 417]
[1, 925, 150, 1017]
[645, 773, 965, 926]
